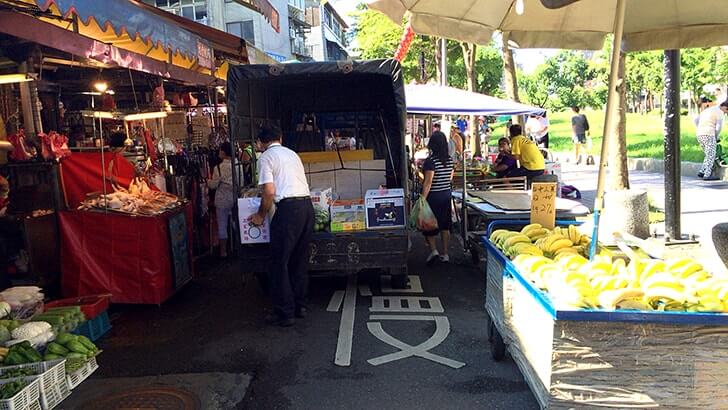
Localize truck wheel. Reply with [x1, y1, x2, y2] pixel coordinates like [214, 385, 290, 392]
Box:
[390, 270, 409, 289]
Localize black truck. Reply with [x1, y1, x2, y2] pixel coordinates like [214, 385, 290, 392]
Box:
[227, 59, 410, 288]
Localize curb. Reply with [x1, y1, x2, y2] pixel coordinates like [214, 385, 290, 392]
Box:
[551, 152, 727, 180]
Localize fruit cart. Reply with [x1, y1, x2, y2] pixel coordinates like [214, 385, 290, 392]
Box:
[482, 221, 728, 409]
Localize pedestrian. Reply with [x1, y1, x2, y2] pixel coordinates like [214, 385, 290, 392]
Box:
[571, 106, 590, 164]
[525, 112, 549, 148]
[507, 124, 545, 185]
[448, 125, 464, 162]
[208, 142, 234, 258]
[456, 116, 468, 134]
[249, 124, 314, 327]
[695, 101, 728, 180]
[420, 131, 454, 266]
[493, 137, 517, 178]
[504, 118, 513, 139]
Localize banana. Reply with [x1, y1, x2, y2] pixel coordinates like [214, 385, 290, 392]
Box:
[666, 257, 695, 272]
[580, 236, 591, 246]
[521, 223, 543, 235]
[549, 238, 574, 253]
[496, 231, 520, 248]
[489, 229, 509, 243]
[525, 228, 549, 240]
[639, 260, 667, 284]
[531, 232, 551, 242]
[598, 288, 645, 309]
[672, 261, 703, 279]
[641, 272, 685, 293]
[610, 258, 627, 276]
[540, 235, 563, 252]
[556, 254, 588, 269]
[616, 297, 651, 310]
[554, 247, 579, 257]
[644, 286, 687, 304]
[568, 225, 581, 244]
[504, 234, 531, 248]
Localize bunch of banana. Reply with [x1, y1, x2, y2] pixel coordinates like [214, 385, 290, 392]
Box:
[506, 242, 544, 258]
[598, 288, 646, 310]
[521, 223, 551, 241]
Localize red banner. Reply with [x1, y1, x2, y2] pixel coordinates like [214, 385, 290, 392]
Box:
[59, 152, 142, 208]
[393, 19, 415, 62]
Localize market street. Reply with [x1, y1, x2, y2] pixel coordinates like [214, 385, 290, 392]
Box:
[60, 238, 538, 409]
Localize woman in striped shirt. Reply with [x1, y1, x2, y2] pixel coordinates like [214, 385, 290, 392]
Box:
[421, 131, 454, 265]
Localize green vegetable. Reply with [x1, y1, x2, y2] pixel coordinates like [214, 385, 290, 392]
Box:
[43, 353, 62, 361]
[47, 306, 81, 314]
[47, 342, 70, 356]
[33, 316, 64, 326]
[65, 352, 85, 360]
[66, 341, 89, 355]
[0, 368, 35, 379]
[0, 379, 27, 399]
[0, 325, 10, 344]
[55, 333, 76, 345]
[20, 349, 41, 363]
[76, 335, 97, 352]
[3, 352, 26, 365]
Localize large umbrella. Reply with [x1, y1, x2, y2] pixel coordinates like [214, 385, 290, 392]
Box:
[369, 0, 728, 255]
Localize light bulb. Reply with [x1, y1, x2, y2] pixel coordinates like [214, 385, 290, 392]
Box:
[93, 81, 108, 93]
[515, 0, 525, 15]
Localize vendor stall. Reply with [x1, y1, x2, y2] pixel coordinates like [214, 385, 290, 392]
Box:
[482, 221, 728, 409]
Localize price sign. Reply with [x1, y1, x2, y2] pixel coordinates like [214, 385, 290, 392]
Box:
[531, 182, 557, 229]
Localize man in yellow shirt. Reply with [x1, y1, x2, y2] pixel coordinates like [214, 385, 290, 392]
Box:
[508, 124, 545, 182]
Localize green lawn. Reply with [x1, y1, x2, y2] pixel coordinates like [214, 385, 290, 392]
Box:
[490, 110, 728, 163]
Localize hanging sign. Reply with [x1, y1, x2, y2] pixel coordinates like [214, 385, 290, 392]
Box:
[531, 182, 557, 229]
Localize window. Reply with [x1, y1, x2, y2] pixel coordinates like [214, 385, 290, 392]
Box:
[323, 8, 333, 29]
[151, 0, 207, 23]
[288, 0, 304, 10]
[226, 21, 255, 45]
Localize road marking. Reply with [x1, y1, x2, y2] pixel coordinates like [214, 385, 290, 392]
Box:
[334, 274, 357, 367]
[326, 290, 345, 312]
[367, 317, 465, 369]
[358, 285, 372, 297]
[369, 315, 435, 321]
[370, 296, 444, 313]
[380, 275, 423, 293]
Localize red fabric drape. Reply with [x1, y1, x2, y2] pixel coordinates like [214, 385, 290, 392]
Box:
[59, 152, 137, 208]
[59, 203, 193, 304]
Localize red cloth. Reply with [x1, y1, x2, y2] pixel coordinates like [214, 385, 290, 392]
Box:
[59, 152, 136, 208]
[59, 203, 193, 304]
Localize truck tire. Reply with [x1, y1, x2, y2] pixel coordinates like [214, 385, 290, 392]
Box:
[390, 267, 409, 289]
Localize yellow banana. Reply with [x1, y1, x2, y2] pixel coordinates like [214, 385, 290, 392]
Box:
[673, 261, 703, 279]
[666, 257, 695, 272]
[598, 288, 645, 309]
[641, 273, 685, 293]
[525, 228, 549, 240]
[489, 229, 509, 243]
[540, 235, 562, 252]
[549, 238, 574, 253]
[504, 234, 531, 248]
[554, 247, 579, 257]
[644, 286, 687, 304]
[615, 297, 651, 310]
[521, 223, 543, 235]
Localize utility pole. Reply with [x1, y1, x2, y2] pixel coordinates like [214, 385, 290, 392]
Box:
[440, 38, 447, 86]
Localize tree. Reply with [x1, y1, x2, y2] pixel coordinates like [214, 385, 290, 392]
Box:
[681, 48, 719, 110]
[625, 51, 663, 113]
[519, 67, 550, 108]
[447, 43, 503, 96]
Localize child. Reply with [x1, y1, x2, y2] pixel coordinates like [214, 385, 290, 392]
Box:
[493, 137, 517, 178]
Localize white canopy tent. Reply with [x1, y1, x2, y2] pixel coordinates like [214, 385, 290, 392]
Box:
[405, 84, 546, 116]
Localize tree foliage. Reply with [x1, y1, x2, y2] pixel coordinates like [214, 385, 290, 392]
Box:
[681, 48, 720, 106]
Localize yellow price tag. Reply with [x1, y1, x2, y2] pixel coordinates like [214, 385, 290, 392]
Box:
[531, 182, 557, 229]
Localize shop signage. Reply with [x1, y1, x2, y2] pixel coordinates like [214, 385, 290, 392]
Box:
[531, 182, 557, 229]
[197, 40, 214, 70]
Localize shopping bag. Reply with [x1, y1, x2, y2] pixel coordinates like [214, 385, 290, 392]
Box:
[409, 197, 439, 232]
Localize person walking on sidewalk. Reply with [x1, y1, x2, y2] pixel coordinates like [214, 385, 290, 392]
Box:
[695, 101, 728, 180]
[421, 131, 454, 266]
[249, 125, 314, 327]
[571, 106, 590, 164]
[208, 143, 235, 257]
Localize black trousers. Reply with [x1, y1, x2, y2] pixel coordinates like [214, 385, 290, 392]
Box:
[269, 198, 315, 319]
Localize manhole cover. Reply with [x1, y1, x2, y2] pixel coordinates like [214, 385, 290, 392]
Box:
[81, 387, 200, 410]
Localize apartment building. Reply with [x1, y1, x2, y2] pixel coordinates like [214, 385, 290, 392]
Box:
[305, 0, 349, 61]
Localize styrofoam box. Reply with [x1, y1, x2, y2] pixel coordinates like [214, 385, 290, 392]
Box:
[310, 187, 333, 211]
[238, 198, 270, 244]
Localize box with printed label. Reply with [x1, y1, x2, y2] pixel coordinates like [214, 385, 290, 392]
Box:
[365, 189, 406, 229]
[330, 199, 366, 232]
[310, 187, 334, 211]
[238, 197, 270, 244]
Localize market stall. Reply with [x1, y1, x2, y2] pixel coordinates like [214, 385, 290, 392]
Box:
[482, 221, 728, 408]
[227, 60, 410, 286]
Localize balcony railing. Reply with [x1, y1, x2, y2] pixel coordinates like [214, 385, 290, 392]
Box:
[291, 40, 313, 57]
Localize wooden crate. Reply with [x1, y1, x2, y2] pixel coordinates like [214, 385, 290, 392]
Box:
[484, 239, 728, 409]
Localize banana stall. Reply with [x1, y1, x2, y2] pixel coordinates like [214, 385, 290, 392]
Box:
[482, 221, 728, 409]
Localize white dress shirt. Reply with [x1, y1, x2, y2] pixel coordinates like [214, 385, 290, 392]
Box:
[695, 106, 724, 137]
[257, 143, 310, 203]
[525, 116, 549, 139]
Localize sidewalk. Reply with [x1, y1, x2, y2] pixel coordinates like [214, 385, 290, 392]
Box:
[560, 162, 728, 276]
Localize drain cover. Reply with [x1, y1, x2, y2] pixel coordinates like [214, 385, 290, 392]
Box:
[81, 387, 200, 410]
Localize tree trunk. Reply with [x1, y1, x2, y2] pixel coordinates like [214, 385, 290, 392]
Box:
[434, 37, 443, 85]
[461, 42, 480, 156]
[608, 50, 630, 190]
[502, 33, 521, 125]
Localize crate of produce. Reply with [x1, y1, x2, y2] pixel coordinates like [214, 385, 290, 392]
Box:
[44, 295, 110, 320]
[0, 359, 70, 410]
[72, 311, 110, 342]
[483, 220, 728, 409]
[0, 377, 40, 410]
[65, 356, 98, 390]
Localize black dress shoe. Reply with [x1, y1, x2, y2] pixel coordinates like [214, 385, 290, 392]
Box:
[295, 307, 307, 319]
[697, 172, 705, 178]
[264, 314, 294, 327]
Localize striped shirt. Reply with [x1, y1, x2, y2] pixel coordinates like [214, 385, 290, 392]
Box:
[423, 156, 453, 192]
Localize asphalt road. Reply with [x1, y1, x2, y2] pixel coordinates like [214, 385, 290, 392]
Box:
[64, 237, 538, 409]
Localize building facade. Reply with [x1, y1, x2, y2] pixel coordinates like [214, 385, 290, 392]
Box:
[305, 0, 348, 61]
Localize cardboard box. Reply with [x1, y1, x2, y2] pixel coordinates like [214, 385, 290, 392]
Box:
[238, 197, 270, 244]
[330, 199, 366, 232]
[365, 189, 406, 230]
[310, 187, 334, 211]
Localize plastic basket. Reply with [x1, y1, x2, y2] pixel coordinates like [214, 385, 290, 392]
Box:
[0, 360, 70, 410]
[44, 295, 111, 320]
[66, 356, 98, 390]
[0, 377, 41, 410]
[72, 311, 111, 342]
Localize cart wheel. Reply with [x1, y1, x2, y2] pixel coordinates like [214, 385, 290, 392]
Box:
[489, 319, 506, 361]
[469, 244, 480, 265]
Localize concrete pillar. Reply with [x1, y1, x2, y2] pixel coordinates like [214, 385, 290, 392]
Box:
[600, 190, 650, 241]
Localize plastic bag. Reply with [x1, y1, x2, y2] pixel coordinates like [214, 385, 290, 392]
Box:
[409, 197, 439, 232]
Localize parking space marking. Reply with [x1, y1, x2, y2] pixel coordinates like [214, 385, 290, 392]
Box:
[334, 275, 358, 367]
[359, 285, 373, 297]
[370, 296, 444, 313]
[326, 290, 345, 312]
[380, 275, 423, 293]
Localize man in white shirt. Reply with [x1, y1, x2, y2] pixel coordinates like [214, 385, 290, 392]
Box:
[695, 101, 728, 180]
[250, 124, 314, 327]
